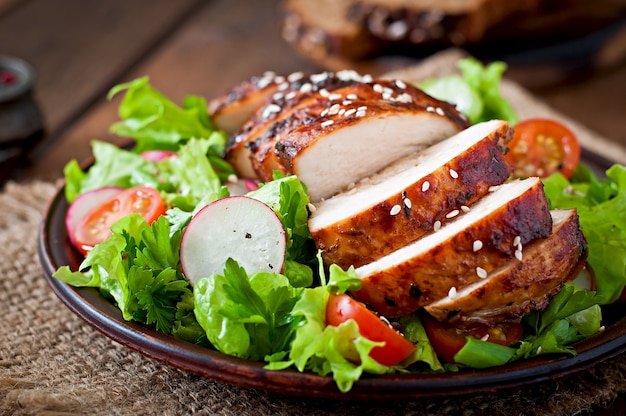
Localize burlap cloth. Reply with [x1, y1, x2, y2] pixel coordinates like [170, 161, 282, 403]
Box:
[1, 50, 625, 415]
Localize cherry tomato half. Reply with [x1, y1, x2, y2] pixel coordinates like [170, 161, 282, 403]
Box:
[505, 118, 580, 179]
[326, 294, 416, 366]
[73, 186, 166, 254]
[423, 315, 523, 364]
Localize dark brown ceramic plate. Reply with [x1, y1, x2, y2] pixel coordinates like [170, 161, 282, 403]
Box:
[38, 148, 626, 400]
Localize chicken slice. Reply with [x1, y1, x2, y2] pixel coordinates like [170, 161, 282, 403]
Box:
[208, 71, 284, 136]
[309, 120, 512, 269]
[271, 80, 469, 201]
[425, 209, 588, 328]
[352, 177, 552, 317]
[225, 70, 368, 178]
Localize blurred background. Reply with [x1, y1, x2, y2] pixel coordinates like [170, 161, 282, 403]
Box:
[1, 0, 625, 184]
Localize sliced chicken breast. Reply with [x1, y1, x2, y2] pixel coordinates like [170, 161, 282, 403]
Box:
[226, 70, 368, 178]
[352, 177, 552, 317]
[208, 72, 285, 136]
[272, 80, 469, 201]
[425, 209, 588, 328]
[309, 120, 512, 269]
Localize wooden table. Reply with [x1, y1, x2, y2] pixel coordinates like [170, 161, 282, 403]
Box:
[1, 0, 625, 413]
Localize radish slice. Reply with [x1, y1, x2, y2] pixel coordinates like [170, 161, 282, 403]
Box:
[180, 196, 286, 285]
[572, 264, 597, 291]
[225, 177, 260, 196]
[65, 186, 123, 249]
[140, 150, 177, 162]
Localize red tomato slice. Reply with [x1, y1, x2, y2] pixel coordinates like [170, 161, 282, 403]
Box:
[505, 118, 580, 179]
[423, 315, 523, 364]
[326, 294, 416, 366]
[73, 186, 166, 254]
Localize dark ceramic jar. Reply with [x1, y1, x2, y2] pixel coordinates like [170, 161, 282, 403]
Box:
[0, 55, 44, 163]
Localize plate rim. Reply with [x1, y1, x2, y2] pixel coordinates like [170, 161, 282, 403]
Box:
[38, 147, 626, 400]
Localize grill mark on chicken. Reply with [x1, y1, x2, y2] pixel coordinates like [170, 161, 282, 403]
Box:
[309, 120, 511, 269]
[352, 177, 552, 317]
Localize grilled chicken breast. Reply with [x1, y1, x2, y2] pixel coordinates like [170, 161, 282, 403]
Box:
[309, 120, 512, 269]
[425, 209, 588, 327]
[271, 80, 469, 201]
[352, 177, 552, 317]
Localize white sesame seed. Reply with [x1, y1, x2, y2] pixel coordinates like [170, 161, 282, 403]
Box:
[342, 100, 352, 105]
[382, 92, 392, 100]
[328, 103, 340, 115]
[356, 110, 366, 117]
[278, 82, 289, 91]
[336, 69, 361, 81]
[263, 70, 276, 78]
[480, 334, 490, 342]
[321, 120, 334, 127]
[449, 168, 458, 179]
[383, 87, 394, 96]
[319, 88, 330, 97]
[426, 105, 435, 112]
[347, 94, 358, 100]
[446, 209, 460, 219]
[473, 240, 483, 252]
[272, 92, 284, 100]
[362, 74, 373, 83]
[461, 205, 470, 213]
[513, 236, 521, 247]
[395, 93, 412, 103]
[422, 181, 430, 192]
[285, 91, 297, 100]
[515, 249, 523, 261]
[403, 198, 412, 209]
[599, 326, 606, 331]
[435, 107, 445, 116]
[299, 83, 313, 93]
[310, 72, 328, 83]
[344, 108, 356, 117]
[328, 93, 342, 100]
[357, 106, 367, 112]
[390, 204, 401, 215]
[536, 346, 543, 355]
[287, 71, 304, 82]
[307, 203, 316, 213]
[433, 221, 441, 231]
[257, 76, 273, 89]
[274, 75, 285, 83]
[261, 103, 281, 118]
[320, 109, 329, 117]
[395, 79, 407, 89]
[338, 108, 346, 115]
[373, 84, 383, 93]
[476, 267, 487, 279]
[448, 287, 457, 299]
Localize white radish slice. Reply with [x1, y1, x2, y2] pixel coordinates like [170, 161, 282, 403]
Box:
[65, 186, 123, 249]
[572, 264, 597, 291]
[180, 196, 286, 285]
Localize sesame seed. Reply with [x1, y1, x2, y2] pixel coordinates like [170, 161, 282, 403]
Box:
[426, 105, 435, 112]
[287, 71, 304, 82]
[395, 93, 412, 103]
[257, 77, 273, 89]
[473, 240, 483, 252]
[342, 100, 352, 105]
[328, 103, 341, 115]
[307, 203, 316, 213]
[274, 75, 285, 83]
[362, 74, 373, 83]
[344, 108, 356, 117]
[382, 92, 392, 100]
[373, 84, 383, 93]
[390, 204, 401, 215]
[357, 105, 367, 112]
[310, 72, 328, 83]
[338, 108, 346, 115]
[395, 79, 407, 89]
[321, 120, 334, 127]
[476, 267, 487, 279]
[536, 346, 543, 355]
[383, 87, 394, 96]
[347, 94, 358, 100]
[461, 205, 470, 213]
[336, 69, 361, 81]
[319, 88, 330, 97]
[403, 198, 412, 209]
[320, 109, 329, 117]
[435, 107, 445, 116]
[448, 287, 457, 299]
[480, 334, 490, 341]
[328, 93, 342, 100]
[599, 326, 606, 331]
[263, 70, 276, 78]
[285, 91, 297, 100]
[261, 103, 281, 118]
[422, 181, 430, 192]
[273, 92, 284, 100]
[449, 168, 458, 178]
[513, 236, 521, 247]
[515, 249, 523, 261]
[299, 83, 312, 93]
[356, 110, 366, 117]
[278, 82, 289, 91]
[446, 209, 460, 219]
[433, 220, 441, 231]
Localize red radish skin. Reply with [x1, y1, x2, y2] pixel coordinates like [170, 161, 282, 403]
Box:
[180, 196, 286, 286]
[225, 178, 260, 196]
[140, 150, 177, 162]
[65, 187, 123, 249]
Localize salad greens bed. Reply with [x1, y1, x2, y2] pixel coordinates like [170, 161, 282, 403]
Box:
[53, 63, 626, 393]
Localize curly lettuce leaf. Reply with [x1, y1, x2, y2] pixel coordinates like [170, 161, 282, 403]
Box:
[543, 164, 626, 303]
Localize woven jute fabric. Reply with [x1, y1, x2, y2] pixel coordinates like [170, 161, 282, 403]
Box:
[1, 51, 626, 415]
